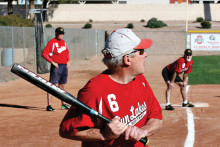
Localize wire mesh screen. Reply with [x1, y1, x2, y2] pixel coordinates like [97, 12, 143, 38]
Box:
[0, 27, 185, 82]
[0, 27, 36, 81]
[35, 13, 49, 74]
[0, 27, 105, 82]
[44, 28, 105, 61]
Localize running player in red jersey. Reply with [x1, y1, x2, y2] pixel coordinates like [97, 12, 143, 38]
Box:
[42, 27, 71, 111]
[59, 28, 162, 147]
[162, 49, 195, 110]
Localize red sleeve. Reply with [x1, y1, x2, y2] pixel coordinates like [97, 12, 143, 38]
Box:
[67, 52, 70, 61]
[174, 58, 183, 73]
[42, 40, 53, 55]
[60, 81, 98, 136]
[42, 52, 53, 63]
[42, 39, 53, 63]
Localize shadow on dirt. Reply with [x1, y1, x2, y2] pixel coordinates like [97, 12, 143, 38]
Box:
[0, 103, 44, 110]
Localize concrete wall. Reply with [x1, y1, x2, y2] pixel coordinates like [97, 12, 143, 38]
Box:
[47, 4, 220, 22]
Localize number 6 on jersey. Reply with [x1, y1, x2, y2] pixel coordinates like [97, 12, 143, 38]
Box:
[107, 94, 119, 112]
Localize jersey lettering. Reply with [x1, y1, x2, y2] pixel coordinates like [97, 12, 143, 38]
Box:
[181, 67, 188, 72]
[182, 63, 185, 68]
[121, 102, 147, 126]
[57, 46, 67, 53]
[107, 94, 119, 112]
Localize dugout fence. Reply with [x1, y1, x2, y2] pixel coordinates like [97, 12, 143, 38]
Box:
[0, 26, 105, 82]
[0, 27, 187, 82]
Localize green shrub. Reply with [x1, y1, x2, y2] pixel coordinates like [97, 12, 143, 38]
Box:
[0, 14, 34, 27]
[126, 23, 134, 29]
[145, 17, 167, 28]
[140, 19, 145, 22]
[196, 17, 204, 22]
[0, 20, 7, 26]
[201, 21, 211, 29]
[89, 19, 93, 22]
[58, 0, 66, 3]
[45, 24, 52, 28]
[69, 0, 78, 3]
[57, 0, 78, 3]
[83, 23, 92, 29]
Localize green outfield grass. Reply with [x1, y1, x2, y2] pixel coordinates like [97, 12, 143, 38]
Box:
[188, 55, 220, 85]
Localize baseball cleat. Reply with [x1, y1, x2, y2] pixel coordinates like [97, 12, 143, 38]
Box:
[182, 102, 195, 107]
[61, 104, 70, 110]
[165, 105, 175, 110]
[46, 105, 55, 111]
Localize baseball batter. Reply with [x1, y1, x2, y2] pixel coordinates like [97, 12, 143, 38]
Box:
[59, 28, 162, 146]
[42, 27, 71, 111]
[162, 49, 195, 110]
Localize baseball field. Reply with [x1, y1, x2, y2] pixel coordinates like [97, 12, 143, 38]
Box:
[0, 21, 220, 146]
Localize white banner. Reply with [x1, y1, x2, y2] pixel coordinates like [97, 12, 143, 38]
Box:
[191, 34, 220, 51]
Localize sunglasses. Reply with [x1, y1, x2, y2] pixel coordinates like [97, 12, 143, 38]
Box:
[130, 49, 145, 55]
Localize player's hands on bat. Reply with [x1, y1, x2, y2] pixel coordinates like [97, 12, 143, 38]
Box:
[124, 125, 147, 142]
[101, 116, 128, 140]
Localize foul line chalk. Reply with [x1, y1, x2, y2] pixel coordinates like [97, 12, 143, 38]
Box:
[184, 107, 195, 147]
[184, 85, 195, 147]
[161, 85, 209, 147]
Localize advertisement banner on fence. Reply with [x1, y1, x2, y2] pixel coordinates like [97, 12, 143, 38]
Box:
[191, 34, 220, 51]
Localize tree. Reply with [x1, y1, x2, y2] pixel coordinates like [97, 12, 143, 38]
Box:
[29, 0, 35, 19]
[6, 0, 35, 19]
[42, 0, 48, 21]
[25, 0, 28, 18]
[7, 0, 13, 15]
[7, 0, 19, 15]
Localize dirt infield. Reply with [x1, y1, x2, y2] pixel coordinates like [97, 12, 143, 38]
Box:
[1, 21, 220, 146]
[0, 54, 219, 147]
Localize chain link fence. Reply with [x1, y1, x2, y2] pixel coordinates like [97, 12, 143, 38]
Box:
[0, 26, 36, 82]
[0, 26, 106, 82]
[0, 26, 186, 82]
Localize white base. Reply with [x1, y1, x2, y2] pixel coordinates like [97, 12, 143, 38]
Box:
[161, 103, 209, 108]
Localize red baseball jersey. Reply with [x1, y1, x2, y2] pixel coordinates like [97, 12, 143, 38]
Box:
[60, 73, 162, 147]
[167, 57, 193, 74]
[42, 38, 70, 64]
